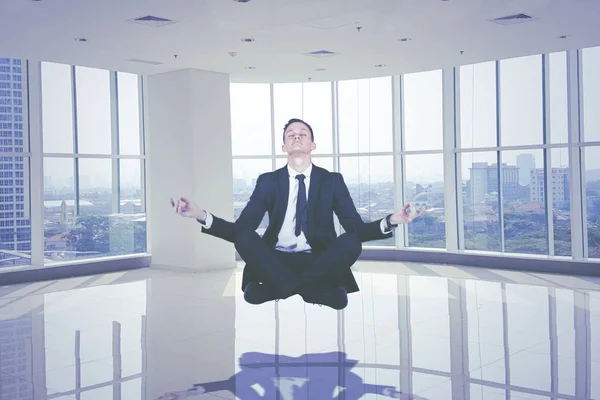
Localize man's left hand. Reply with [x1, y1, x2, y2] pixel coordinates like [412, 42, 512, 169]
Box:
[389, 203, 424, 225]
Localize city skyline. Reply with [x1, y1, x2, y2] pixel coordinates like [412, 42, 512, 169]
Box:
[3, 47, 600, 265]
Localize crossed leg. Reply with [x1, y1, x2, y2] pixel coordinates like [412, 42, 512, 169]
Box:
[234, 229, 362, 309]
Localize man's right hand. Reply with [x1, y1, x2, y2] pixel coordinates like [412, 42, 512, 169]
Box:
[170, 196, 207, 222]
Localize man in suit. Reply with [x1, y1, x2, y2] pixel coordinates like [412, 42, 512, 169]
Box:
[172, 118, 422, 310]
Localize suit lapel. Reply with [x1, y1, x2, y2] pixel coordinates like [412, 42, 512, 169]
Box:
[277, 166, 289, 223]
[307, 165, 322, 232]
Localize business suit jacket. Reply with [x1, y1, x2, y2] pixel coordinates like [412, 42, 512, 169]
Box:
[201, 164, 392, 293]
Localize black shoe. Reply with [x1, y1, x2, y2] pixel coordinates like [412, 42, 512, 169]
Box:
[243, 282, 278, 305]
[301, 286, 348, 310]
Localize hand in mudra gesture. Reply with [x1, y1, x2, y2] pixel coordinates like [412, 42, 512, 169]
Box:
[389, 202, 425, 225]
[170, 196, 207, 221]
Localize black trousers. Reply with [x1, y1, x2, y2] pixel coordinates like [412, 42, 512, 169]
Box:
[234, 229, 362, 299]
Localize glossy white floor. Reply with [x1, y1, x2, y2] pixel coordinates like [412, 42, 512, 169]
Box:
[1, 261, 600, 400]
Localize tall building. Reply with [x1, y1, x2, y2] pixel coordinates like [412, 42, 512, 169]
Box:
[516, 153, 536, 186]
[0, 58, 30, 267]
[530, 168, 570, 208]
[467, 162, 521, 204]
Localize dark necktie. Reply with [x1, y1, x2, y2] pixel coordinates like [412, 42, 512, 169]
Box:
[295, 174, 307, 236]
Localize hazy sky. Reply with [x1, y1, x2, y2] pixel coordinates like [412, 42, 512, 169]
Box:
[231, 48, 600, 186]
[37, 46, 600, 191]
[41, 63, 142, 191]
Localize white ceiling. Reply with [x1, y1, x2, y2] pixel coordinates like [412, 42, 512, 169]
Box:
[2, 0, 600, 83]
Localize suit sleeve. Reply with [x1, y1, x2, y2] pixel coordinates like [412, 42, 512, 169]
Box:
[234, 173, 268, 232]
[200, 215, 236, 243]
[332, 173, 392, 242]
[199, 174, 268, 241]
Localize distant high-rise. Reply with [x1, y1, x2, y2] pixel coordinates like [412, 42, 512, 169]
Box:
[0, 58, 30, 267]
[517, 153, 536, 186]
[467, 162, 520, 204]
[530, 168, 570, 208]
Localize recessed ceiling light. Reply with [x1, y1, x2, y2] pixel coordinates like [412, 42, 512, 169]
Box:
[375, 64, 385, 68]
[128, 15, 176, 27]
[245, 66, 255, 69]
[304, 50, 338, 58]
[399, 38, 412, 42]
[74, 38, 88, 42]
[241, 38, 255, 43]
[489, 13, 534, 26]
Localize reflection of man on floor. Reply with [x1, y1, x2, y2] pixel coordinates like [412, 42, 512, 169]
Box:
[172, 118, 423, 310]
[155, 351, 427, 400]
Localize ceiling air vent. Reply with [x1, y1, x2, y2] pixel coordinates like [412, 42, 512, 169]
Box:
[127, 58, 163, 66]
[128, 15, 176, 27]
[489, 13, 535, 26]
[304, 50, 337, 58]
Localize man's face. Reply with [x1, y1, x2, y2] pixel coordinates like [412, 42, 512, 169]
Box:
[282, 122, 316, 155]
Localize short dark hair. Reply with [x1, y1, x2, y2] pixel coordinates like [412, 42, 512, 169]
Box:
[283, 118, 314, 143]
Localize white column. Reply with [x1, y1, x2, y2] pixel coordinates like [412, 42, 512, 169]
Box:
[145, 69, 235, 272]
[27, 61, 45, 266]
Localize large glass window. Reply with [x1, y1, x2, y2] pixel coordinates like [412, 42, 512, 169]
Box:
[43, 157, 75, 261]
[232, 159, 272, 234]
[302, 82, 333, 155]
[273, 82, 333, 155]
[338, 77, 393, 154]
[550, 148, 572, 256]
[230, 83, 272, 156]
[458, 52, 574, 257]
[273, 83, 301, 134]
[461, 151, 501, 252]
[404, 154, 445, 248]
[459, 62, 497, 149]
[401, 70, 445, 249]
[585, 147, 600, 257]
[41, 62, 73, 153]
[75, 67, 112, 155]
[583, 47, 600, 258]
[549, 52, 569, 144]
[117, 72, 142, 155]
[499, 55, 544, 147]
[339, 156, 395, 247]
[403, 70, 443, 151]
[42, 62, 147, 263]
[502, 149, 547, 255]
[226, 45, 600, 259]
[582, 46, 600, 142]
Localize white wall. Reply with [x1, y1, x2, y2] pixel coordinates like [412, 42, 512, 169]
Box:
[146, 69, 235, 272]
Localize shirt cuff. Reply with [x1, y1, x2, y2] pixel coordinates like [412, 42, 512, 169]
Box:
[196, 211, 213, 229]
[380, 218, 393, 234]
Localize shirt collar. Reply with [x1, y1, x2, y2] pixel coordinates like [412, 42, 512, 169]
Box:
[287, 163, 312, 179]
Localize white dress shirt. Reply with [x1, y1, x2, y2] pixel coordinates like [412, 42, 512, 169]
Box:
[275, 164, 313, 253]
[199, 163, 392, 253]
